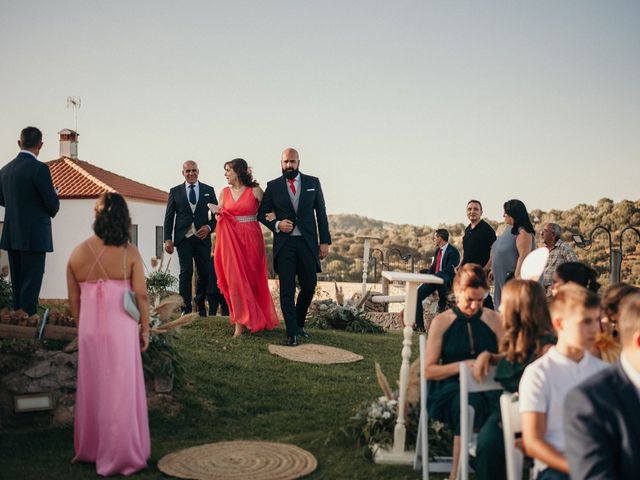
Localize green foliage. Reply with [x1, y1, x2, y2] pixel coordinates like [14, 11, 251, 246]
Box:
[146, 270, 178, 302]
[142, 330, 186, 388]
[307, 300, 386, 334]
[345, 395, 452, 459]
[0, 274, 12, 309]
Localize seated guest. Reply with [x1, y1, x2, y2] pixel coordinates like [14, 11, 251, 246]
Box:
[461, 199, 497, 309]
[424, 264, 503, 479]
[593, 283, 640, 363]
[414, 228, 460, 331]
[550, 261, 600, 297]
[520, 284, 607, 480]
[563, 293, 640, 480]
[540, 223, 578, 298]
[472, 280, 555, 480]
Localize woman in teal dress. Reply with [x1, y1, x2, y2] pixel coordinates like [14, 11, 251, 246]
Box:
[472, 280, 555, 480]
[425, 264, 504, 479]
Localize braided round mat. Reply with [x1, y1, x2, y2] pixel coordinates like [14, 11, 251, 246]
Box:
[158, 441, 317, 480]
[268, 343, 363, 364]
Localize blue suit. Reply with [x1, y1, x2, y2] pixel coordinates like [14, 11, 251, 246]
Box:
[415, 244, 460, 328]
[164, 182, 218, 313]
[0, 152, 59, 314]
[259, 173, 331, 337]
[563, 360, 640, 480]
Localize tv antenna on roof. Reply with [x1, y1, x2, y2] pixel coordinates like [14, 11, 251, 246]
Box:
[66, 96, 81, 132]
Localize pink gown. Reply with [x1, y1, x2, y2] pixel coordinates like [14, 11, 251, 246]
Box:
[73, 244, 150, 476]
[214, 187, 279, 332]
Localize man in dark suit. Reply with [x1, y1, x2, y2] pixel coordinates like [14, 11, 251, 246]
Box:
[164, 160, 217, 316]
[0, 126, 60, 315]
[563, 293, 640, 480]
[414, 228, 460, 331]
[258, 147, 331, 346]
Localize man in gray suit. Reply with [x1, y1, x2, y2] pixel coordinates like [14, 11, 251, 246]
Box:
[563, 293, 640, 480]
[0, 127, 60, 314]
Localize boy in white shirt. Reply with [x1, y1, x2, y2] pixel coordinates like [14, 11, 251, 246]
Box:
[519, 283, 608, 480]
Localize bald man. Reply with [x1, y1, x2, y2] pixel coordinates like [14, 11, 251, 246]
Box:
[164, 161, 218, 316]
[259, 148, 331, 346]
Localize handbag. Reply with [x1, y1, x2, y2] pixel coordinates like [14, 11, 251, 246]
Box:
[123, 247, 140, 323]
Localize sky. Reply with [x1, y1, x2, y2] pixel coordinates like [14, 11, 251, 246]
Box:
[1, 0, 638, 227]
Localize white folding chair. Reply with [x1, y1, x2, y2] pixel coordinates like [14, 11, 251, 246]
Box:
[414, 335, 453, 479]
[459, 361, 503, 480]
[500, 392, 525, 480]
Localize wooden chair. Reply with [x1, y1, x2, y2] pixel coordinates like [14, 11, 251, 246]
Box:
[458, 361, 503, 480]
[414, 334, 453, 479]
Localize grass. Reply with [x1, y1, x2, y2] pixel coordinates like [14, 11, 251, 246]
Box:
[0, 317, 442, 479]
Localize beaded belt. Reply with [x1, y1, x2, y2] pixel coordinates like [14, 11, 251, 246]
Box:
[235, 215, 257, 223]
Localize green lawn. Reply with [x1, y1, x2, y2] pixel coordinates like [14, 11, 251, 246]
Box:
[1, 318, 439, 479]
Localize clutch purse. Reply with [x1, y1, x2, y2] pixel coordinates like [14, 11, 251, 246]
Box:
[123, 247, 140, 323]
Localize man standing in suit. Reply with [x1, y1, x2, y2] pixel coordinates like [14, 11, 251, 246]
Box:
[0, 126, 60, 315]
[414, 228, 460, 331]
[563, 293, 640, 480]
[164, 161, 217, 316]
[259, 148, 331, 346]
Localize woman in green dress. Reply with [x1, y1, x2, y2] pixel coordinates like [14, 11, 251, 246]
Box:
[425, 264, 503, 479]
[472, 279, 555, 480]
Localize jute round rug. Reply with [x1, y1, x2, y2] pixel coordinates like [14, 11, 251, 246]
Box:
[268, 343, 363, 364]
[158, 440, 317, 480]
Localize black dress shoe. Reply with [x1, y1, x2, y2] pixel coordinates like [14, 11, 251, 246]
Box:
[287, 336, 299, 347]
[198, 309, 207, 317]
[298, 328, 310, 338]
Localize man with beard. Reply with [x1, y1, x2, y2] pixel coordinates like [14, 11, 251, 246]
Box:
[258, 148, 331, 346]
[461, 199, 496, 309]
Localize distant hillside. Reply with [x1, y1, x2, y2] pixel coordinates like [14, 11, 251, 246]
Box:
[262, 198, 640, 286]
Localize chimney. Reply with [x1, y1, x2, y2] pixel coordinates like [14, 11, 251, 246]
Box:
[58, 129, 79, 159]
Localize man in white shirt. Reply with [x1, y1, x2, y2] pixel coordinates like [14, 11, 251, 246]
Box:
[563, 293, 640, 479]
[520, 283, 607, 480]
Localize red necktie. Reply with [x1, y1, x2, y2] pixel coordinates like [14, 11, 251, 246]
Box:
[288, 178, 296, 195]
[434, 248, 443, 273]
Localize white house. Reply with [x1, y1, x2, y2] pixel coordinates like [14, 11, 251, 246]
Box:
[0, 129, 179, 301]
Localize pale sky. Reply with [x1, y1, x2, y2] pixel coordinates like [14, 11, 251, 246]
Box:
[1, 0, 638, 226]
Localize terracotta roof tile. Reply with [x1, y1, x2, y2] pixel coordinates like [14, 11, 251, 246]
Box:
[46, 157, 167, 203]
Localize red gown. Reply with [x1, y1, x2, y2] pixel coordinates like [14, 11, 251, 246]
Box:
[214, 187, 279, 332]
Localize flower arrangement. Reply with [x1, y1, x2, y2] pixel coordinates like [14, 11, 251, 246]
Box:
[307, 300, 386, 334]
[146, 256, 178, 306]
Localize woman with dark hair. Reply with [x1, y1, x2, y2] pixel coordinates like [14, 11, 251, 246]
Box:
[473, 280, 555, 480]
[67, 193, 150, 476]
[209, 159, 278, 337]
[550, 261, 600, 296]
[424, 263, 503, 479]
[489, 199, 536, 309]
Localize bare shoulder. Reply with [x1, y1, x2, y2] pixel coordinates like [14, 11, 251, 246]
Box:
[429, 309, 456, 335]
[252, 186, 264, 201]
[482, 308, 502, 330]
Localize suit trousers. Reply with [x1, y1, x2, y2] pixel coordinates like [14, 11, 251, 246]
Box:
[206, 258, 229, 315]
[176, 235, 211, 313]
[276, 237, 317, 337]
[7, 250, 46, 315]
[415, 281, 449, 328]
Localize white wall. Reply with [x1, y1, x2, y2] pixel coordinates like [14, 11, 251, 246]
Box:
[0, 198, 179, 301]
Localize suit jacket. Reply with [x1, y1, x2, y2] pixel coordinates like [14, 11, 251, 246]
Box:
[424, 244, 460, 287]
[0, 152, 59, 252]
[163, 182, 217, 246]
[563, 361, 640, 480]
[258, 173, 331, 273]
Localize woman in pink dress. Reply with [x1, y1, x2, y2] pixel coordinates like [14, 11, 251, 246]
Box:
[67, 193, 151, 476]
[210, 158, 279, 337]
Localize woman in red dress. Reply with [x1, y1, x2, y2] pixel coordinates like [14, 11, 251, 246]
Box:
[209, 159, 279, 337]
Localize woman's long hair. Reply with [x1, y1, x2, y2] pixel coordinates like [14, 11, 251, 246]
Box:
[225, 158, 259, 187]
[500, 279, 553, 363]
[504, 199, 535, 235]
[93, 192, 131, 246]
